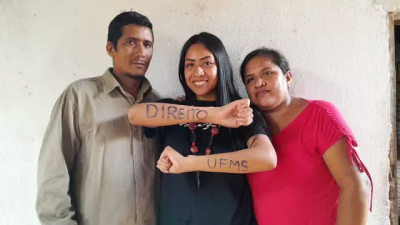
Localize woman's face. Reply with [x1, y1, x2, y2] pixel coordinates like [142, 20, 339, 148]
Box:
[243, 55, 291, 111]
[184, 44, 218, 101]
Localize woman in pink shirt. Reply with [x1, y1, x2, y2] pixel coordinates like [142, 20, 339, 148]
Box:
[240, 48, 373, 225]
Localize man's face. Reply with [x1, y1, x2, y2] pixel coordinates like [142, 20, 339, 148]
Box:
[107, 24, 153, 79]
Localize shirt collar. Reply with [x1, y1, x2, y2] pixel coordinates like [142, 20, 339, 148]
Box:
[102, 68, 152, 97]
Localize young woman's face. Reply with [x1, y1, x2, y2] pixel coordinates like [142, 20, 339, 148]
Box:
[184, 44, 218, 101]
[243, 55, 291, 111]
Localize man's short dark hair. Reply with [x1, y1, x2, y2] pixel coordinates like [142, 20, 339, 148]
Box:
[107, 11, 153, 50]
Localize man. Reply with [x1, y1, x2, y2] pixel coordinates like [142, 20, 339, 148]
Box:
[36, 11, 160, 225]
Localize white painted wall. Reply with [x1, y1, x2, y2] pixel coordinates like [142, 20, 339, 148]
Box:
[1, 0, 398, 224]
[374, 0, 400, 12]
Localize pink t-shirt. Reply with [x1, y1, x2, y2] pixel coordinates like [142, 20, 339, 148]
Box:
[248, 99, 372, 225]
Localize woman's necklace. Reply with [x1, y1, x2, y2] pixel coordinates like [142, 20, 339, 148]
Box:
[188, 123, 219, 155]
[179, 122, 220, 187]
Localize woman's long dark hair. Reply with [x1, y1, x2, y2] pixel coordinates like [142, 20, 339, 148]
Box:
[178, 32, 247, 150]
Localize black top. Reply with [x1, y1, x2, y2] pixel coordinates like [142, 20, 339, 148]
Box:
[145, 98, 269, 225]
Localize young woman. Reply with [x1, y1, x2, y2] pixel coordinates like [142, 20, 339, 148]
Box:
[128, 33, 276, 225]
[240, 47, 373, 225]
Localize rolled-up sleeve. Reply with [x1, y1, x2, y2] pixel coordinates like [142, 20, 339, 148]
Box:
[36, 90, 80, 225]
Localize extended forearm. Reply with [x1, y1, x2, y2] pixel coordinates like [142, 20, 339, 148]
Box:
[185, 146, 276, 173]
[128, 103, 219, 127]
